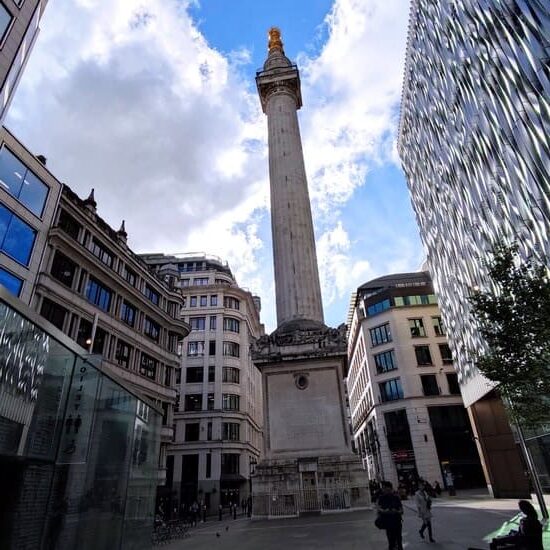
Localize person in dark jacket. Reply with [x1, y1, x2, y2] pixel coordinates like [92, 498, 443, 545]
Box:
[489, 500, 543, 550]
[376, 481, 403, 550]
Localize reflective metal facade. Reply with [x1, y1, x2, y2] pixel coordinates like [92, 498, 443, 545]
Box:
[398, 0, 550, 406]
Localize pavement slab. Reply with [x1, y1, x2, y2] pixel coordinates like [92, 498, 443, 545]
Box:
[158, 493, 549, 550]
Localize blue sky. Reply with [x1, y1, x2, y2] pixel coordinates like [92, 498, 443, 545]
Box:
[7, 0, 424, 332]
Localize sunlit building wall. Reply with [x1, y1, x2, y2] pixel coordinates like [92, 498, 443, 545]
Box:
[398, 0, 549, 496]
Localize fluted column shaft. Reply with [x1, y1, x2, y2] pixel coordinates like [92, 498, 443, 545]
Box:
[263, 84, 324, 326]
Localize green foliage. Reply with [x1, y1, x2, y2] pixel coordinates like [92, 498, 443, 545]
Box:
[469, 241, 550, 427]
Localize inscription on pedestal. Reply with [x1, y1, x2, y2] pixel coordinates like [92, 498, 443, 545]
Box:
[267, 366, 347, 455]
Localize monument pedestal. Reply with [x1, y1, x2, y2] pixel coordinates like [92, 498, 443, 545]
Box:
[251, 320, 370, 518]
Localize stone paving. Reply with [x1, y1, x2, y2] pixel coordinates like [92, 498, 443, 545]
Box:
[160, 491, 549, 550]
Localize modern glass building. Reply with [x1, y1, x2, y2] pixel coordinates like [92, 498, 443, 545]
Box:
[0, 126, 62, 304]
[0, 286, 161, 550]
[398, 1, 549, 496]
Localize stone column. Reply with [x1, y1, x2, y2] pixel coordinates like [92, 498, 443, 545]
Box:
[257, 31, 324, 327]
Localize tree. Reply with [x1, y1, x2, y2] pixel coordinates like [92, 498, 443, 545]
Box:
[469, 241, 550, 428]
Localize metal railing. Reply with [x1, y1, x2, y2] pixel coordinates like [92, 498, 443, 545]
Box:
[253, 486, 370, 517]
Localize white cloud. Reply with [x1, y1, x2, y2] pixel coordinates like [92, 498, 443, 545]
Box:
[8, 0, 267, 254]
[299, 0, 410, 216]
[8, 0, 414, 332]
[317, 222, 374, 305]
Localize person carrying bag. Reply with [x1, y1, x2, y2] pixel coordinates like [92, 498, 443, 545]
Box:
[375, 481, 403, 550]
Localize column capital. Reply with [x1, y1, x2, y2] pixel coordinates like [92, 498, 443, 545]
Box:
[256, 68, 302, 114]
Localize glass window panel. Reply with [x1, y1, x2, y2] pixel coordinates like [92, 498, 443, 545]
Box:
[2, 210, 36, 266]
[415, 345, 433, 365]
[0, 203, 10, 242]
[0, 146, 24, 197]
[0, 267, 22, 296]
[18, 170, 48, 217]
[0, 6, 11, 42]
[446, 373, 461, 395]
[421, 375, 440, 396]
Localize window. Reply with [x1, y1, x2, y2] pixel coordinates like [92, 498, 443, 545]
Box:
[76, 318, 92, 349]
[57, 209, 81, 240]
[366, 298, 390, 316]
[0, 203, 36, 266]
[207, 393, 215, 410]
[439, 343, 453, 364]
[0, 6, 13, 45]
[222, 422, 240, 441]
[206, 453, 212, 478]
[208, 365, 215, 382]
[115, 340, 132, 368]
[0, 146, 49, 217]
[208, 340, 216, 355]
[193, 277, 209, 286]
[124, 267, 137, 287]
[181, 278, 190, 287]
[224, 296, 240, 310]
[207, 422, 212, 441]
[379, 378, 404, 402]
[200, 295, 207, 307]
[223, 317, 240, 333]
[90, 238, 114, 268]
[40, 297, 67, 330]
[210, 295, 218, 306]
[409, 318, 426, 337]
[143, 316, 160, 342]
[190, 296, 197, 307]
[50, 250, 77, 288]
[140, 354, 157, 380]
[432, 316, 446, 336]
[120, 300, 136, 327]
[369, 323, 392, 347]
[222, 394, 240, 411]
[446, 373, 461, 395]
[394, 294, 437, 307]
[209, 316, 217, 330]
[374, 350, 397, 374]
[144, 284, 159, 305]
[415, 345, 433, 365]
[175, 369, 182, 385]
[184, 394, 202, 411]
[190, 316, 206, 331]
[221, 453, 240, 475]
[86, 276, 112, 312]
[186, 367, 203, 383]
[92, 327, 107, 355]
[0, 267, 22, 296]
[384, 409, 413, 451]
[187, 341, 205, 356]
[185, 423, 200, 441]
[223, 367, 240, 384]
[223, 341, 240, 357]
[421, 375, 440, 396]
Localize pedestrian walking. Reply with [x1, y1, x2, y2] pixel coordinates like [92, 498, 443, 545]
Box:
[444, 470, 455, 496]
[415, 482, 435, 543]
[232, 502, 237, 520]
[376, 481, 403, 550]
[202, 503, 207, 523]
[190, 500, 199, 527]
[218, 504, 223, 521]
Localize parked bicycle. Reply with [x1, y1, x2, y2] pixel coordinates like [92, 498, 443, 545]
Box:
[152, 519, 190, 546]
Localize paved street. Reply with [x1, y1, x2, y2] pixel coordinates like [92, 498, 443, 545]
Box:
[160, 492, 549, 550]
